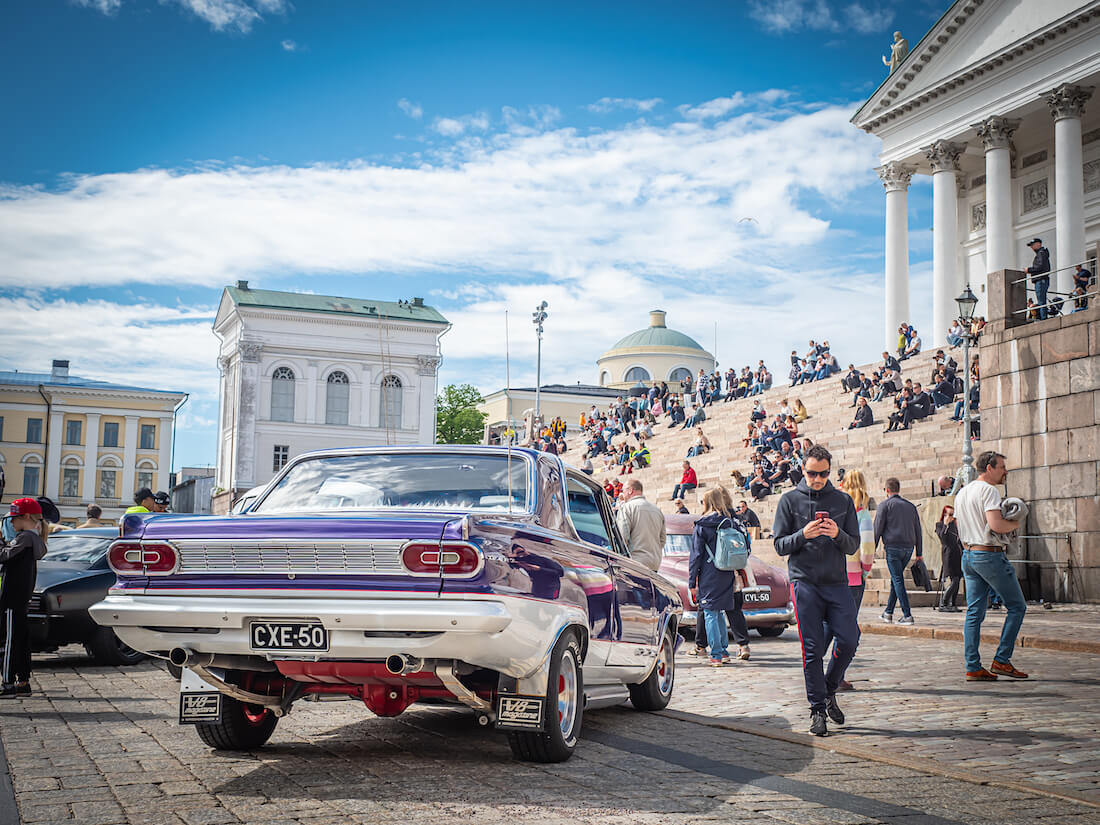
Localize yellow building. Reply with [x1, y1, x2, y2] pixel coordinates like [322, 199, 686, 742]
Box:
[597, 310, 714, 390]
[0, 361, 187, 525]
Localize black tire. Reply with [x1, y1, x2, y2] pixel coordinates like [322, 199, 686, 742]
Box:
[508, 631, 583, 763]
[195, 696, 278, 751]
[628, 628, 675, 711]
[756, 624, 787, 638]
[84, 627, 146, 666]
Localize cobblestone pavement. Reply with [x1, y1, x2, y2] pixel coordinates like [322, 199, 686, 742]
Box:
[0, 631, 1096, 825]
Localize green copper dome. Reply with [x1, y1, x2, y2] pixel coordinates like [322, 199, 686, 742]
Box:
[608, 310, 706, 352]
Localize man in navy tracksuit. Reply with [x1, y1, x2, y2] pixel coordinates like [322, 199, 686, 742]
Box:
[773, 444, 860, 737]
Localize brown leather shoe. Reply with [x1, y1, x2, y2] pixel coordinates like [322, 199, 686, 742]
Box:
[990, 660, 1029, 679]
[965, 668, 998, 681]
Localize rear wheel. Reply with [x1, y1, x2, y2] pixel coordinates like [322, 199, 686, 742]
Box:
[84, 628, 146, 666]
[195, 696, 278, 751]
[508, 631, 583, 763]
[628, 628, 675, 711]
[756, 624, 787, 638]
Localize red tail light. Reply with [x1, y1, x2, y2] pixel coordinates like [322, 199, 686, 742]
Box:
[400, 542, 483, 577]
[108, 541, 179, 576]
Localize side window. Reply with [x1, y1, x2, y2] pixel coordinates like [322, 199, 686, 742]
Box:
[565, 479, 611, 548]
[564, 474, 629, 556]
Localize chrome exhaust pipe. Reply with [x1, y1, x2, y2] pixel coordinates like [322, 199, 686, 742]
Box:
[385, 654, 423, 675]
[169, 647, 275, 672]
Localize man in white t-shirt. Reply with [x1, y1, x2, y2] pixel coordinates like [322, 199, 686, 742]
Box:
[953, 451, 1027, 681]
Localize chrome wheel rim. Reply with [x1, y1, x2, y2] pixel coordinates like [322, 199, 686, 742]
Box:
[557, 653, 578, 738]
[657, 635, 674, 696]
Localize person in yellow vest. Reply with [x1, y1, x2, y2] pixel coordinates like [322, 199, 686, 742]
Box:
[124, 488, 155, 518]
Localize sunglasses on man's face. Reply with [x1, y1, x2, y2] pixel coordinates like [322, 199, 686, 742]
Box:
[805, 470, 830, 479]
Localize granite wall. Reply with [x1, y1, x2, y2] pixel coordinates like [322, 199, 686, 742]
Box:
[980, 269, 1100, 602]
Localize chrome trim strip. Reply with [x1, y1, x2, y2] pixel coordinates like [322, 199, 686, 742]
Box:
[173, 538, 405, 576]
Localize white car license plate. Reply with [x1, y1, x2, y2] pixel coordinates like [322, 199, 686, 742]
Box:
[743, 588, 771, 604]
[250, 621, 328, 652]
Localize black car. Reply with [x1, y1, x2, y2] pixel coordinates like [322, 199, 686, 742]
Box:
[28, 527, 144, 666]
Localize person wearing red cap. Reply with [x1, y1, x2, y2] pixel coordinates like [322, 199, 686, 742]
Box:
[0, 498, 49, 697]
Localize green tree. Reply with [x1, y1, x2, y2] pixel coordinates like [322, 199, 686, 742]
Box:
[435, 383, 488, 444]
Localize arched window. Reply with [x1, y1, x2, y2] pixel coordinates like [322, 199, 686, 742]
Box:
[271, 367, 295, 422]
[599, 371, 610, 387]
[668, 367, 692, 384]
[326, 371, 350, 425]
[380, 375, 402, 429]
[624, 366, 651, 383]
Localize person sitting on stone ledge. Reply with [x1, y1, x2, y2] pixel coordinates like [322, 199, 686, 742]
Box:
[842, 364, 861, 394]
[749, 466, 771, 501]
[687, 427, 711, 458]
[793, 399, 809, 423]
[900, 327, 922, 361]
[882, 350, 902, 374]
[885, 387, 912, 432]
[931, 370, 956, 409]
[671, 461, 698, 501]
[849, 396, 873, 429]
[946, 319, 966, 348]
[903, 383, 934, 428]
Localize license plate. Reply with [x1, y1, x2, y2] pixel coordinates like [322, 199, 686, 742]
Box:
[743, 588, 771, 604]
[250, 621, 328, 652]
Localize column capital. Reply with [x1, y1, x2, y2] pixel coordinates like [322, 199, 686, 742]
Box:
[924, 140, 966, 173]
[239, 340, 263, 363]
[875, 161, 914, 192]
[974, 116, 1020, 151]
[1047, 84, 1093, 121]
[417, 355, 441, 376]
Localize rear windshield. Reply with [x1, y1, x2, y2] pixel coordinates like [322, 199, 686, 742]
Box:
[254, 453, 530, 514]
[44, 533, 113, 565]
[664, 534, 692, 556]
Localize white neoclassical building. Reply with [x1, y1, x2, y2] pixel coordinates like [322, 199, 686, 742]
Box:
[213, 283, 450, 499]
[853, 0, 1100, 348]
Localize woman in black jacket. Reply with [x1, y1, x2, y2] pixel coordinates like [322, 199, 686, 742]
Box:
[689, 488, 743, 666]
[935, 504, 964, 612]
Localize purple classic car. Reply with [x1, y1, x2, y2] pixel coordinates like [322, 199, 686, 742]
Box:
[90, 446, 681, 763]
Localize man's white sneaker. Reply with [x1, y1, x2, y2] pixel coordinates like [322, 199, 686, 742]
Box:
[880, 611, 893, 623]
[896, 615, 915, 625]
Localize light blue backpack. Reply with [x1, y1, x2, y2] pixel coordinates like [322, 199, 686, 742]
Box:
[707, 517, 750, 571]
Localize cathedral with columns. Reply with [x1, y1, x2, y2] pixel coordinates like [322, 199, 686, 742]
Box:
[853, 0, 1100, 348]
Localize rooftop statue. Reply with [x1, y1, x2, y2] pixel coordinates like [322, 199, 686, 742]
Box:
[882, 31, 909, 73]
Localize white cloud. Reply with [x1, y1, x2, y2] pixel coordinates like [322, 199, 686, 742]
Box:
[586, 97, 663, 114]
[73, 0, 122, 13]
[678, 94, 746, 120]
[0, 298, 219, 402]
[166, 0, 289, 33]
[280, 38, 297, 52]
[0, 100, 878, 291]
[431, 112, 491, 136]
[747, 0, 895, 35]
[398, 98, 423, 120]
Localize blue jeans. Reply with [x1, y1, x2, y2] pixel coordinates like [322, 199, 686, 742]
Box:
[1034, 277, 1050, 319]
[952, 400, 964, 420]
[884, 546, 913, 617]
[703, 608, 729, 660]
[792, 581, 859, 712]
[963, 549, 1027, 671]
[823, 581, 865, 657]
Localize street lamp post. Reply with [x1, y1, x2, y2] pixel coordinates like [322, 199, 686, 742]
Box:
[532, 301, 548, 430]
[950, 285, 979, 496]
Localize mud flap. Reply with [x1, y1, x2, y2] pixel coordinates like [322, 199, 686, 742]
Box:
[495, 671, 548, 732]
[179, 667, 223, 725]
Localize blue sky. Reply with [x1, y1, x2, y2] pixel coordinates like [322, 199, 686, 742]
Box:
[1, 0, 948, 470]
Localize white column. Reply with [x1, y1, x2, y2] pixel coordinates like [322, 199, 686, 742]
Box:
[45, 410, 64, 498]
[122, 415, 139, 503]
[925, 140, 966, 347]
[157, 416, 173, 491]
[234, 342, 263, 489]
[306, 361, 319, 424]
[876, 162, 913, 351]
[976, 117, 1019, 273]
[416, 356, 441, 443]
[1048, 84, 1093, 296]
[82, 413, 100, 500]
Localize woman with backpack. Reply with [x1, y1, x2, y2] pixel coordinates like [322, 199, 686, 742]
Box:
[689, 487, 751, 666]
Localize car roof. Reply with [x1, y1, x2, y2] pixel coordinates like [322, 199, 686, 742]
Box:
[664, 513, 699, 534]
